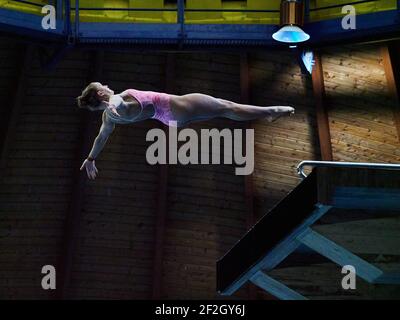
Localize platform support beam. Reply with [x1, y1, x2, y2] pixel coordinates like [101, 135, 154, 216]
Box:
[219, 204, 332, 296]
[250, 271, 307, 300]
[298, 228, 383, 283]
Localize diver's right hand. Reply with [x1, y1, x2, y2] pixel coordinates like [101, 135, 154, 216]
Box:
[80, 159, 99, 180]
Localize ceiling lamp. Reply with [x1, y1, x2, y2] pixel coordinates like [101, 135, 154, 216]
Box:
[272, 0, 310, 43]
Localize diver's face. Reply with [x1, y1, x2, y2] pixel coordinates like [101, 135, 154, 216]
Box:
[85, 82, 114, 112]
[96, 82, 115, 97]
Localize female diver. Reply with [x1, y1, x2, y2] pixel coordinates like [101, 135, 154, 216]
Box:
[77, 82, 295, 179]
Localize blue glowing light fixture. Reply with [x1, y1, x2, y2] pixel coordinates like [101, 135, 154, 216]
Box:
[273, 25, 310, 43]
[272, 0, 310, 44]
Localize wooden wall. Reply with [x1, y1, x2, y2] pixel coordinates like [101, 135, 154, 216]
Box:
[0, 45, 88, 299]
[0, 40, 25, 298]
[163, 52, 247, 299]
[0, 36, 399, 299]
[323, 44, 400, 163]
[0, 40, 20, 153]
[249, 50, 321, 218]
[68, 52, 166, 299]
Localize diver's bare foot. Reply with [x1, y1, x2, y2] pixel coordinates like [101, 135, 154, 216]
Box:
[266, 106, 295, 122]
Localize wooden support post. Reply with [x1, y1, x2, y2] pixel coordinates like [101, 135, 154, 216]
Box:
[298, 228, 383, 283]
[381, 42, 400, 142]
[311, 52, 333, 161]
[250, 271, 307, 300]
[56, 51, 105, 299]
[151, 54, 174, 299]
[219, 204, 332, 296]
[240, 52, 257, 300]
[0, 44, 33, 181]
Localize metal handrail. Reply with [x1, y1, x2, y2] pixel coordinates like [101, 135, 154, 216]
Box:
[68, 0, 378, 13]
[67, 0, 379, 14]
[63, 0, 386, 40]
[69, 8, 280, 13]
[69, 7, 175, 12]
[297, 160, 400, 179]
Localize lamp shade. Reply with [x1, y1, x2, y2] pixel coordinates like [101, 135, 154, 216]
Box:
[272, 25, 310, 43]
[272, 0, 310, 44]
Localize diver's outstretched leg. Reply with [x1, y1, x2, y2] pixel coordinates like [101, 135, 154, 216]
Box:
[217, 98, 295, 122]
[171, 93, 294, 124]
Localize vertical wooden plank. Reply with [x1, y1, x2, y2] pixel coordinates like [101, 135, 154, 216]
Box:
[381, 43, 400, 142]
[151, 54, 174, 299]
[56, 51, 105, 299]
[240, 52, 257, 300]
[240, 53, 254, 228]
[311, 52, 333, 161]
[240, 53, 250, 106]
[0, 44, 33, 181]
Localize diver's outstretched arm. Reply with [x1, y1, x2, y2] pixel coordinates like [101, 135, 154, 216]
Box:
[80, 111, 115, 180]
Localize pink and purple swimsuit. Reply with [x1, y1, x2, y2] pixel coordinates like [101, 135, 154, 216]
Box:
[124, 88, 177, 127]
[104, 88, 178, 127]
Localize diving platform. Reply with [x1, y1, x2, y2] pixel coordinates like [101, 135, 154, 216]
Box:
[217, 161, 400, 300]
